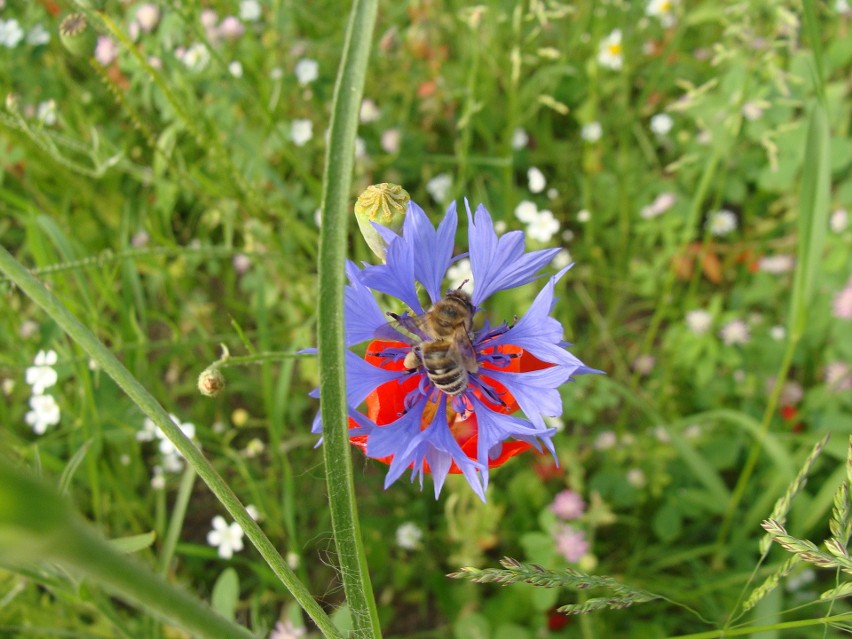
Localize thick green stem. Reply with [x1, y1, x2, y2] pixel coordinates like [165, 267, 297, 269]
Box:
[316, 0, 382, 637]
[0, 244, 342, 639]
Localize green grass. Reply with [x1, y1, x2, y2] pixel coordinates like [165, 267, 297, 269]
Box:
[1, 1, 851, 638]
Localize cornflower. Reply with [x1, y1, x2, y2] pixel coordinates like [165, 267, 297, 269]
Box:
[310, 200, 598, 501]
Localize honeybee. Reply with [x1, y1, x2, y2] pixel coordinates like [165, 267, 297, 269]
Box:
[399, 288, 479, 396]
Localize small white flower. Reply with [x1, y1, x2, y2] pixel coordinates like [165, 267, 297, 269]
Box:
[395, 522, 423, 550]
[245, 504, 261, 521]
[26, 350, 58, 395]
[354, 136, 367, 159]
[295, 58, 319, 86]
[514, 200, 539, 223]
[650, 113, 673, 136]
[654, 425, 671, 443]
[25, 393, 60, 435]
[19, 320, 39, 339]
[135, 4, 161, 32]
[270, 67, 284, 80]
[359, 98, 381, 123]
[233, 253, 251, 274]
[720, 319, 750, 345]
[37, 99, 57, 126]
[511, 127, 529, 150]
[597, 29, 623, 70]
[646, 0, 678, 27]
[380, 128, 401, 154]
[2, 379, 14, 395]
[552, 249, 572, 270]
[291, 119, 313, 146]
[830, 208, 848, 233]
[0, 18, 24, 48]
[580, 121, 602, 142]
[627, 468, 646, 488]
[594, 431, 617, 450]
[228, 61, 243, 77]
[577, 209, 591, 223]
[150, 467, 166, 490]
[26, 24, 50, 46]
[685, 309, 712, 335]
[243, 437, 265, 458]
[157, 415, 196, 458]
[526, 209, 560, 242]
[640, 192, 676, 219]
[426, 173, 452, 203]
[494, 220, 507, 234]
[758, 255, 795, 274]
[182, 43, 210, 71]
[286, 551, 301, 570]
[200, 9, 219, 30]
[707, 209, 737, 236]
[547, 187, 559, 200]
[741, 101, 765, 121]
[446, 258, 473, 289]
[527, 167, 546, 194]
[770, 325, 786, 340]
[314, 208, 322, 227]
[239, 0, 261, 22]
[207, 516, 245, 559]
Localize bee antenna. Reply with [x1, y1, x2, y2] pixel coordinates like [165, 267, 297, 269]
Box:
[451, 279, 469, 293]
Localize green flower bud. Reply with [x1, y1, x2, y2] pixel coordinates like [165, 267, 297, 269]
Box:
[59, 13, 96, 58]
[354, 183, 410, 261]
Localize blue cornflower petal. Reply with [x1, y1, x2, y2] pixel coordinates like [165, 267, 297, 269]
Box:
[345, 351, 406, 408]
[467, 201, 561, 306]
[407, 201, 458, 304]
[360, 229, 423, 314]
[344, 262, 392, 346]
[482, 366, 575, 429]
[470, 395, 557, 490]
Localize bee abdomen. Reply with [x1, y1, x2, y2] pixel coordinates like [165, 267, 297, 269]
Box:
[427, 367, 468, 396]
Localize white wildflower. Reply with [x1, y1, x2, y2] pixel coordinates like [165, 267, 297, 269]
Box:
[720, 319, 750, 345]
[426, 173, 452, 203]
[380, 128, 401, 153]
[514, 200, 538, 223]
[295, 58, 319, 86]
[446, 258, 473, 290]
[577, 209, 591, 223]
[526, 209, 560, 242]
[26, 350, 58, 395]
[395, 522, 423, 550]
[527, 167, 546, 194]
[511, 127, 529, 150]
[228, 61, 243, 77]
[646, 0, 678, 27]
[181, 43, 210, 71]
[597, 29, 623, 70]
[239, 0, 261, 22]
[830, 208, 848, 233]
[650, 113, 673, 136]
[758, 255, 795, 274]
[37, 100, 57, 126]
[291, 119, 313, 146]
[359, 98, 381, 123]
[207, 516, 245, 559]
[581, 121, 602, 142]
[0, 18, 24, 48]
[706, 209, 737, 236]
[685, 309, 712, 335]
[26, 24, 50, 46]
[25, 393, 60, 435]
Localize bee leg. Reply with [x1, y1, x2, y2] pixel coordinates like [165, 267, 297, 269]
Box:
[403, 349, 421, 371]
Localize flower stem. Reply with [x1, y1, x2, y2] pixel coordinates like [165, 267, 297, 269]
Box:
[317, 0, 381, 637]
[0, 244, 343, 639]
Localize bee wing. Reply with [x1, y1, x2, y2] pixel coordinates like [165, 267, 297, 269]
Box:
[383, 310, 432, 343]
[454, 326, 479, 373]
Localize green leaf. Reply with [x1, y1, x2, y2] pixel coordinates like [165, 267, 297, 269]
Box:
[211, 568, 240, 622]
[108, 532, 157, 554]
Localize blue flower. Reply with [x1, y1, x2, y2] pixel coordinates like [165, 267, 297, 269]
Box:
[312, 199, 600, 501]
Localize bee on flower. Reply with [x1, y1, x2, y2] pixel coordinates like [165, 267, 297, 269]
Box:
[309, 194, 600, 501]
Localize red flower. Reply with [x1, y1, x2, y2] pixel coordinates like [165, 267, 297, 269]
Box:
[348, 340, 553, 474]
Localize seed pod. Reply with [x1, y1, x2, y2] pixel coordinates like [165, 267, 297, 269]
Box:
[354, 183, 410, 261]
[59, 13, 96, 58]
[197, 367, 225, 397]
